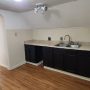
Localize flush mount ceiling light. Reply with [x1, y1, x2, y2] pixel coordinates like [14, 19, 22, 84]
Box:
[34, 3, 48, 14]
[14, 0, 22, 2]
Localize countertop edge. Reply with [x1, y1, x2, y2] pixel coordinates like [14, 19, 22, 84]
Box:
[24, 40, 90, 51]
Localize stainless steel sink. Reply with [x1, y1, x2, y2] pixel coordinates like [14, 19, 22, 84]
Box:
[56, 35, 81, 48]
[55, 43, 71, 47]
[55, 42, 81, 48]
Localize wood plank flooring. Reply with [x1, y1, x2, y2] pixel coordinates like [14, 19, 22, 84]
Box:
[0, 64, 90, 90]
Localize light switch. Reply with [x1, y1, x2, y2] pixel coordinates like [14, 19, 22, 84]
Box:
[14, 32, 18, 37]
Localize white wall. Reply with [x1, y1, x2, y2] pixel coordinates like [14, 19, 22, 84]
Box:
[22, 0, 90, 29]
[0, 10, 30, 30]
[7, 30, 32, 69]
[32, 27, 90, 42]
[0, 16, 10, 68]
[0, 10, 32, 69]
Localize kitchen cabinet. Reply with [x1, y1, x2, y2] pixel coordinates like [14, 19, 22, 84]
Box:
[25, 44, 90, 77]
[24, 45, 31, 62]
[24, 45, 42, 63]
[63, 50, 78, 74]
[77, 51, 90, 77]
[42, 47, 90, 77]
[53, 49, 90, 77]
[53, 48, 64, 70]
[43, 47, 54, 68]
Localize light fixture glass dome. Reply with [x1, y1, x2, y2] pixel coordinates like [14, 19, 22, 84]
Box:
[34, 3, 47, 14]
[14, 0, 22, 2]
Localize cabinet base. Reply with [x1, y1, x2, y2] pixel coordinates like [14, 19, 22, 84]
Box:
[26, 61, 43, 66]
[44, 66, 90, 82]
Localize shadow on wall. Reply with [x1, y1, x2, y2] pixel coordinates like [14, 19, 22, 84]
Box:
[43, 9, 61, 21]
[43, 0, 77, 21]
[48, 0, 77, 7]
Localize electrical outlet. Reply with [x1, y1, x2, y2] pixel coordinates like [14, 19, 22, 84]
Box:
[48, 37, 51, 41]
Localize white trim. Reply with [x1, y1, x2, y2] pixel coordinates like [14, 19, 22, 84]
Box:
[0, 64, 9, 70]
[8, 61, 26, 70]
[44, 66, 90, 81]
[26, 61, 43, 66]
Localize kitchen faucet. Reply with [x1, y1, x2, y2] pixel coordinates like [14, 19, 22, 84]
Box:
[64, 35, 71, 44]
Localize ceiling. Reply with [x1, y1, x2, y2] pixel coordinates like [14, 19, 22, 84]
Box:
[0, 0, 77, 12]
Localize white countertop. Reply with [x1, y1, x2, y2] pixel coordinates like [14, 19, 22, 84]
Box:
[24, 40, 90, 51]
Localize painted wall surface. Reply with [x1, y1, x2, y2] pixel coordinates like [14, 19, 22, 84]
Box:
[0, 10, 32, 69]
[0, 16, 9, 68]
[32, 27, 90, 42]
[22, 0, 90, 29]
[0, 10, 30, 30]
[7, 30, 32, 69]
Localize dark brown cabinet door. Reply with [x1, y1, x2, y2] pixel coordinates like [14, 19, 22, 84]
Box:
[53, 48, 64, 70]
[63, 50, 78, 74]
[35, 46, 43, 62]
[24, 45, 29, 61]
[43, 47, 54, 68]
[77, 51, 90, 77]
[24, 45, 42, 63]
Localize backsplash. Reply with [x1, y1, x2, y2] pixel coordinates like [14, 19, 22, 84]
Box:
[32, 27, 90, 42]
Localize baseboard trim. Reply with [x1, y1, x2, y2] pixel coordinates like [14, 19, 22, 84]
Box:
[26, 61, 43, 66]
[8, 61, 26, 70]
[44, 66, 90, 82]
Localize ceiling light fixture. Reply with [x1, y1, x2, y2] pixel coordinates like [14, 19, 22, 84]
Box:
[14, 0, 22, 2]
[34, 3, 48, 14]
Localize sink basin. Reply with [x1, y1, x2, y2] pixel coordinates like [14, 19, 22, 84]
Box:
[70, 45, 80, 48]
[55, 43, 70, 47]
[55, 42, 81, 48]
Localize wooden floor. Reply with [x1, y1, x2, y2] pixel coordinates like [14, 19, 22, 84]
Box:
[0, 64, 90, 90]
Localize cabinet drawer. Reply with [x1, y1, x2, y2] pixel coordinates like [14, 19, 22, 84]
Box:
[53, 48, 64, 54]
[64, 49, 78, 55]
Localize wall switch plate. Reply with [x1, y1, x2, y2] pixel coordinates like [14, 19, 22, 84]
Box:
[15, 32, 18, 37]
[48, 37, 51, 41]
[60, 37, 63, 41]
